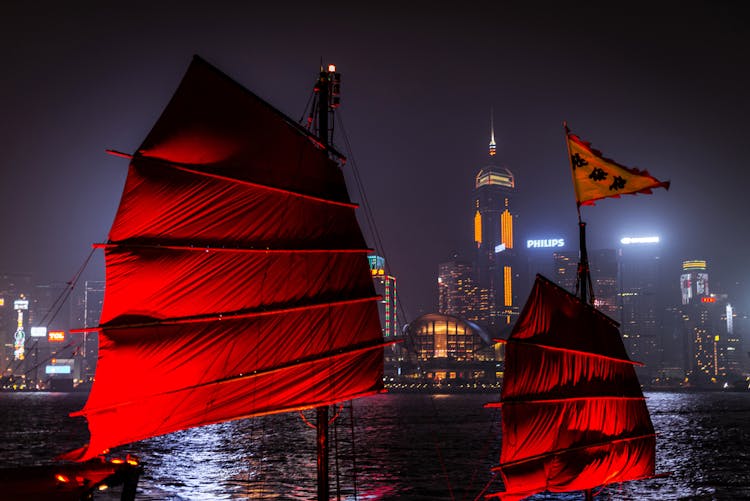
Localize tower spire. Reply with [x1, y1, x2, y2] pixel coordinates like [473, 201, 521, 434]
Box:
[489, 107, 496, 157]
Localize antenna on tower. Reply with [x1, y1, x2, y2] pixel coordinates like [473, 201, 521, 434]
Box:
[489, 107, 497, 157]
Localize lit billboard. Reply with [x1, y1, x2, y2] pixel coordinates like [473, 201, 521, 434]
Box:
[46, 365, 72, 375]
[48, 330, 66, 342]
[526, 238, 565, 249]
[680, 273, 692, 305]
[45, 358, 74, 375]
[620, 236, 660, 245]
[696, 272, 709, 296]
[31, 326, 47, 338]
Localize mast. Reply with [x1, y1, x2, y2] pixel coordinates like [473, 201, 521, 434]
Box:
[565, 122, 597, 501]
[315, 62, 340, 501]
[563, 121, 594, 307]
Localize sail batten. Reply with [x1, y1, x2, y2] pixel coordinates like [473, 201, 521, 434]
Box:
[496, 338, 644, 366]
[73, 338, 396, 418]
[95, 242, 373, 254]
[495, 275, 655, 499]
[130, 154, 360, 208]
[99, 295, 382, 331]
[494, 432, 657, 470]
[68, 57, 386, 462]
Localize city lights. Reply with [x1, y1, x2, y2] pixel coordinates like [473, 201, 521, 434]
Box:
[620, 236, 660, 245]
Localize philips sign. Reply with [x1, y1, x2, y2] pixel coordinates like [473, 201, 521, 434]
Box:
[527, 238, 565, 249]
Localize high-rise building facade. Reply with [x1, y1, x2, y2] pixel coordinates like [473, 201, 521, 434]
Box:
[71, 280, 104, 382]
[552, 251, 578, 294]
[472, 117, 519, 327]
[368, 255, 399, 339]
[676, 260, 732, 383]
[0, 273, 33, 381]
[590, 249, 619, 317]
[438, 254, 477, 319]
[680, 260, 710, 305]
[618, 237, 663, 378]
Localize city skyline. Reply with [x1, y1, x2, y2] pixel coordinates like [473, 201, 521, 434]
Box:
[1, 2, 748, 320]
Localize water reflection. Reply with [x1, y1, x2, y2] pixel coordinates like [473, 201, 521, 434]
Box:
[1, 391, 748, 499]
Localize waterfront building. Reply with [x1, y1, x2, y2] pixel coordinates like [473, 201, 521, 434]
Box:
[472, 115, 520, 328]
[404, 313, 498, 383]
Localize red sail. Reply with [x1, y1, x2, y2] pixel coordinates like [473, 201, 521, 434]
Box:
[489, 275, 655, 500]
[64, 57, 385, 461]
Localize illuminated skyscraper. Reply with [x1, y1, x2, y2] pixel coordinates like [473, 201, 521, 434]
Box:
[71, 280, 104, 382]
[0, 273, 33, 379]
[590, 249, 619, 317]
[618, 237, 663, 379]
[677, 260, 731, 383]
[368, 255, 398, 339]
[680, 260, 710, 305]
[552, 251, 578, 293]
[472, 114, 519, 327]
[438, 254, 477, 319]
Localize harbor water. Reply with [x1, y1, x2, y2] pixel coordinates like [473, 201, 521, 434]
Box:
[0, 391, 748, 500]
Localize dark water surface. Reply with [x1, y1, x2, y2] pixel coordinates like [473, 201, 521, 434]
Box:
[0, 391, 748, 500]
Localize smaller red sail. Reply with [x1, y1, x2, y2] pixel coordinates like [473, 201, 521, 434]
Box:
[489, 275, 655, 500]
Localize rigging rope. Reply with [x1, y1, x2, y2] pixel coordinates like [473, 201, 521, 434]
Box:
[337, 112, 412, 345]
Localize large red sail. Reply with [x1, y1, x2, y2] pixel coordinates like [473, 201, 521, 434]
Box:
[488, 275, 655, 500]
[64, 57, 385, 461]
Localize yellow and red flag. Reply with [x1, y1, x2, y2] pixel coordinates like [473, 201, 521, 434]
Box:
[566, 125, 669, 206]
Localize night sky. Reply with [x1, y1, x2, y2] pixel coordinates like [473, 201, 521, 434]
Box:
[1, 1, 748, 319]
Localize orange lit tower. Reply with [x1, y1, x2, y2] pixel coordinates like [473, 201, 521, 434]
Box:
[472, 112, 519, 327]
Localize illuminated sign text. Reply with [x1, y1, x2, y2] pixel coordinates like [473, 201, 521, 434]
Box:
[526, 238, 565, 249]
[48, 330, 65, 342]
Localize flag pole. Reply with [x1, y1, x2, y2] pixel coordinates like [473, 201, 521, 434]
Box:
[563, 122, 595, 306]
[565, 122, 595, 501]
